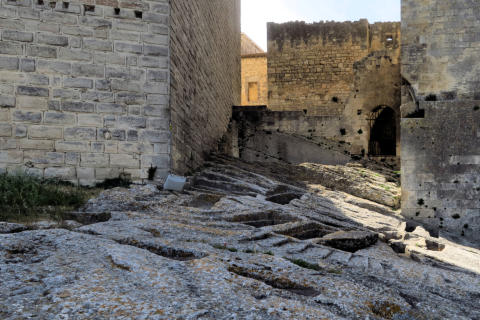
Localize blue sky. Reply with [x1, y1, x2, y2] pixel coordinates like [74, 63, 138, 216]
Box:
[242, 0, 401, 50]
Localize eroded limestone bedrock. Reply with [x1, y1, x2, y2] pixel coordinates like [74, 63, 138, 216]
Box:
[1, 157, 479, 319]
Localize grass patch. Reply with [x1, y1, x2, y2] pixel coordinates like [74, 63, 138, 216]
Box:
[382, 185, 392, 192]
[285, 258, 321, 271]
[0, 172, 99, 223]
[327, 268, 343, 275]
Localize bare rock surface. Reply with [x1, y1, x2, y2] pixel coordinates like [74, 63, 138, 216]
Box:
[0, 222, 28, 234]
[319, 231, 379, 252]
[1, 156, 479, 319]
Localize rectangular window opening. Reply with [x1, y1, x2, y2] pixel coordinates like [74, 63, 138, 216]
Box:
[84, 5, 95, 12]
[248, 82, 259, 102]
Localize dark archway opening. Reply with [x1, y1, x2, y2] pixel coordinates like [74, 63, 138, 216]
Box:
[368, 106, 396, 156]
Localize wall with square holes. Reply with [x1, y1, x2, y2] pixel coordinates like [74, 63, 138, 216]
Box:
[257, 21, 402, 159]
[0, 0, 170, 185]
[401, 0, 480, 242]
[267, 21, 400, 115]
[402, 0, 480, 100]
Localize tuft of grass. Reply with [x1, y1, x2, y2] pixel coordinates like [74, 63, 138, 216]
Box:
[327, 268, 343, 275]
[264, 251, 274, 256]
[285, 258, 321, 271]
[0, 172, 98, 223]
[382, 185, 392, 192]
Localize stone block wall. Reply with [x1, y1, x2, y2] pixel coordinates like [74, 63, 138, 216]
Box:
[169, 0, 241, 175]
[241, 54, 268, 106]
[229, 106, 350, 165]
[402, 0, 480, 100]
[401, 0, 480, 242]
[0, 0, 242, 183]
[344, 49, 401, 156]
[266, 20, 401, 159]
[0, 0, 170, 185]
[267, 20, 400, 114]
[401, 102, 480, 242]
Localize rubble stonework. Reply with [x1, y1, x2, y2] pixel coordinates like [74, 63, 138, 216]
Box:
[401, 0, 480, 242]
[0, 0, 241, 184]
[240, 20, 402, 159]
[267, 20, 400, 115]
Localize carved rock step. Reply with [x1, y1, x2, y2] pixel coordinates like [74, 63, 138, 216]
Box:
[65, 211, 111, 225]
[318, 231, 378, 253]
[273, 221, 340, 240]
[192, 176, 261, 197]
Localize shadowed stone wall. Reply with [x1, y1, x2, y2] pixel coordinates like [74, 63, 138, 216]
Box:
[344, 49, 401, 156]
[401, 0, 480, 242]
[227, 106, 351, 166]
[0, 0, 170, 185]
[170, 0, 241, 175]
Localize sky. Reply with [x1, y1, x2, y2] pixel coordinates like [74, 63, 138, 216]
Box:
[242, 0, 401, 50]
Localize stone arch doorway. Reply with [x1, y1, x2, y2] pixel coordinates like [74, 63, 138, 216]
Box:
[368, 106, 397, 156]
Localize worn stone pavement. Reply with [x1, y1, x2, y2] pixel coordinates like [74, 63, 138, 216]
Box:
[1, 156, 479, 319]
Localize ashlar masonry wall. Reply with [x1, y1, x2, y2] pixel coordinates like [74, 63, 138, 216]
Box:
[267, 20, 400, 115]
[402, 0, 480, 100]
[241, 54, 268, 106]
[401, 0, 480, 242]
[265, 20, 401, 160]
[169, 0, 241, 175]
[0, 0, 170, 185]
